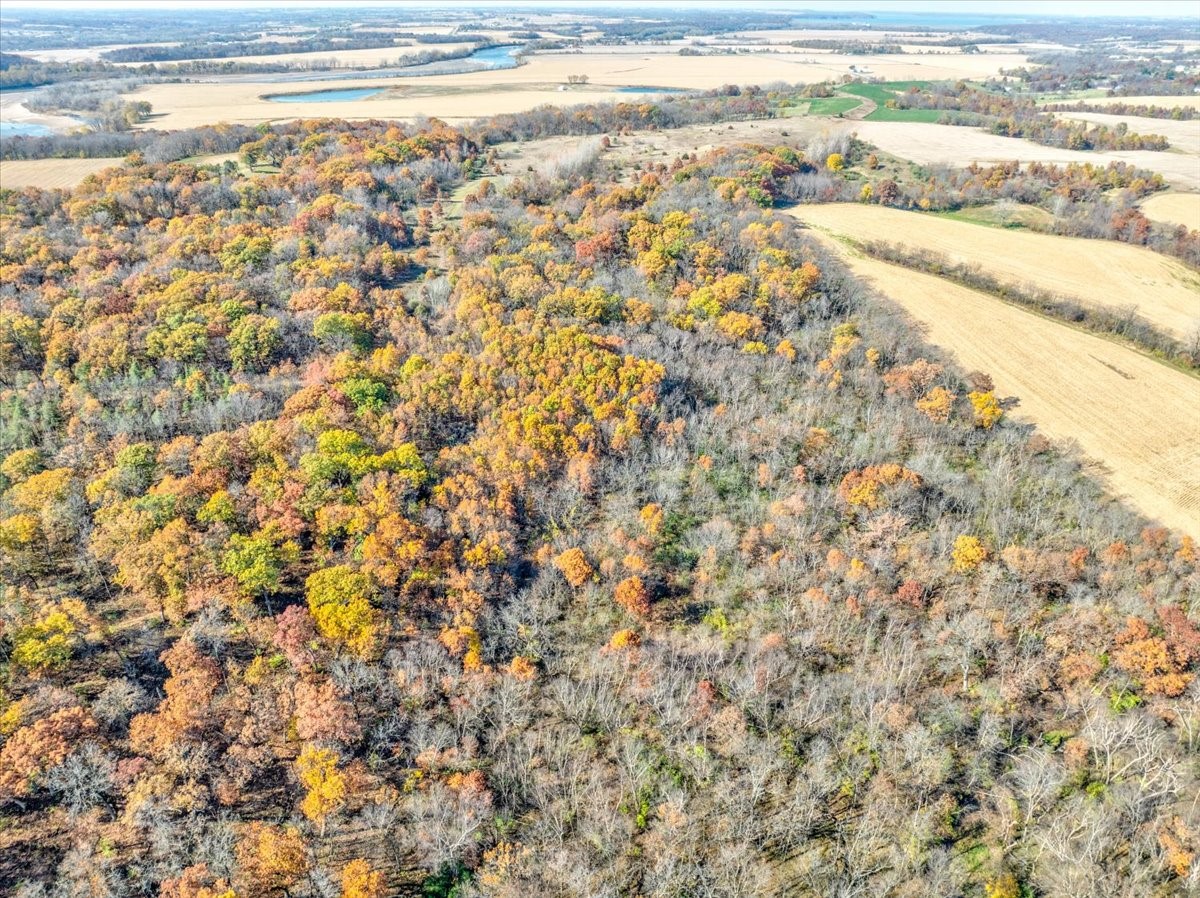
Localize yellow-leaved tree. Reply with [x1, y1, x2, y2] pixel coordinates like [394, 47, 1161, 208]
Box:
[968, 391, 1003, 429]
[296, 744, 346, 836]
[305, 566, 382, 657]
[340, 858, 385, 898]
[952, 535, 988, 573]
[916, 387, 956, 424]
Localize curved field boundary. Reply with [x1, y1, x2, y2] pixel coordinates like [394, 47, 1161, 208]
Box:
[849, 120, 1200, 190]
[791, 224, 1200, 536]
[791, 203, 1200, 341]
[1139, 192, 1200, 231]
[1053, 111, 1200, 155]
[1085, 95, 1200, 111]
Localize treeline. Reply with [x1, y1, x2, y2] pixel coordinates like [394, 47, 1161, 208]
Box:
[860, 155, 1198, 265]
[999, 50, 1200, 96]
[770, 145, 1163, 210]
[916, 161, 1200, 266]
[0, 85, 768, 162]
[179, 43, 482, 72]
[23, 81, 152, 132]
[858, 241, 1199, 368]
[763, 143, 1200, 266]
[882, 82, 1171, 151]
[135, 45, 478, 75]
[0, 123, 258, 163]
[99, 31, 488, 64]
[469, 85, 774, 144]
[0, 52, 36, 70]
[1043, 100, 1199, 121]
[788, 40, 905, 54]
[101, 35, 405, 63]
[2, 44, 490, 90]
[0, 57, 125, 90]
[983, 114, 1166, 152]
[977, 17, 1198, 44]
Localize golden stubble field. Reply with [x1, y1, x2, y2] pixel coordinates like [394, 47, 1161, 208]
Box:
[793, 228, 1200, 536]
[1139, 192, 1200, 230]
[123, 47, 1028, 130]
[1054, 111, 1200, 155]
[1086, 95, 1200, 111]
[129, 81, 625, 130]
[792, 203, 1200, 340]
[847, 121, 1200, 190]
[0, 157, 124, 190]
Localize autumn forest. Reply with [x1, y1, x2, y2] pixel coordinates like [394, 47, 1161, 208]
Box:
[1, 14, 1199, 898]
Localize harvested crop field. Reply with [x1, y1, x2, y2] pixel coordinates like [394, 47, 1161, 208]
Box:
[509, 47, 1028, 84]
[22, 42, 180, 63]
[804, 235, 1200, 536]
[1139, 192, 1200, 231]
[1085, 95, 1200, 111]
[128, 81, 630, 129]
[1054, 111, 1200, 155]
[122, 48, 1026, 130]
[791, 203, 1200, 340]
[0, 157, 124, 190]
[847, 121, 1200, 190]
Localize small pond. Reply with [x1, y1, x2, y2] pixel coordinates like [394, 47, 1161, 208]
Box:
[0, 121, 54, 137]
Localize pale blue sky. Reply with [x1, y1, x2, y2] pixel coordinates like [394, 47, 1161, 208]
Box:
[3, 0, 1198, 17]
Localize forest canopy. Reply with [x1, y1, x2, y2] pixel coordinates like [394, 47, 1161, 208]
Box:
[0, 107, 1198, 898]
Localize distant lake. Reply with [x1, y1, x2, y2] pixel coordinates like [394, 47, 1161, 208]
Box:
[269, 88, 385, 103]
[0, 121, 53, 137]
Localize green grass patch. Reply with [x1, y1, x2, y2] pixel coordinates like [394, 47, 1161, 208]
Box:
[842, 80, 932, 103]
[841, 82, 898, 104]
[864, 107, 943, 123]
[932, 203, 1054, 230]
[840, 81, 940, 121]
[807, 97, 863, 116]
